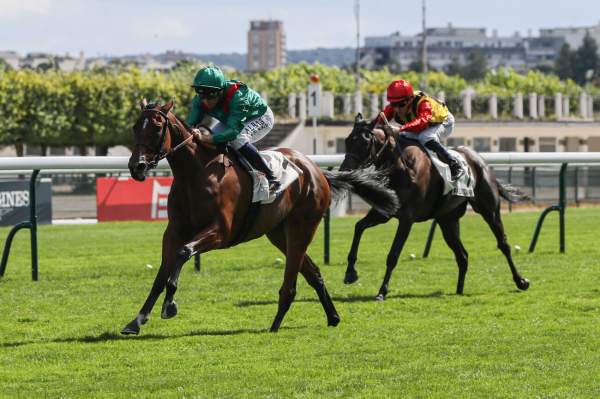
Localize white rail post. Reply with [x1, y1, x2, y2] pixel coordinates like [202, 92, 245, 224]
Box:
[354, 90, 363, 115]
[563, 95, 570, 118]
[437, 91, 446, 103]
[588, 95, 594, 120]
[514, 92, 524, 119]
[321, 91, 335, 119]
[529, 93, 538, 119]
[381, 93, 388, 109]
[288, 93, 297, 119]
[538, 94, 546, 119]
[554, 93, 563, 120]
[343, 93, 352, 115]
[370, 93, 379, 118]
[298, 92, 307, 120]
[463, 91, 472, 120]
[489, 93, 498, 119]
[580, 92, 588, 119]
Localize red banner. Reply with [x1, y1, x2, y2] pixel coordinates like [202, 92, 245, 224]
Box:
[96, 177, 173, 222]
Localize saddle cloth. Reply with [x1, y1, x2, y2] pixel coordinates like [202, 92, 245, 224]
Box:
[425, 148, 475, 197]
[250, 150, 302, 204]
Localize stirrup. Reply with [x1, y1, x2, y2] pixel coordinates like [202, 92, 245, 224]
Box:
[267, 176, 281, 192]
[450, 165, 465, 181]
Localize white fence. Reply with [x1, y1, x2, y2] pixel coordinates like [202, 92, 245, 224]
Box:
[2, 152, 600, 172]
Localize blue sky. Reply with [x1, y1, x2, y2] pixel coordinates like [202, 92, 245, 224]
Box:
[2, 0, 600, 56]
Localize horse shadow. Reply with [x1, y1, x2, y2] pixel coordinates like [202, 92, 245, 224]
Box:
[236, 290, 447, 307]
[0, 326, 307, 348]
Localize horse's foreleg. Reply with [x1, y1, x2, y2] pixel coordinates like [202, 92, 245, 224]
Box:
[122, 228, 184, 335]
[121, 261, 170, 335]
[376, 220, 413, 300]
[161, 225, 224, 320]
[345, 209, 391, 284]
[437, 217, 469, 295]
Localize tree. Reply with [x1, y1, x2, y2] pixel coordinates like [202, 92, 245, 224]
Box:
[555, 43, 574, 80]
[461, 50, 488, 81]
[445, 55, 463, 76]
[573, 32, 599, 85]
[0, 58, 12, 71]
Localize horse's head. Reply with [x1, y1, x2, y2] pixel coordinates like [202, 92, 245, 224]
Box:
[129, 99, 174, 181]
[339, 113, 376, 171]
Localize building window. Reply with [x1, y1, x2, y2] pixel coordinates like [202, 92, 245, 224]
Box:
[336, 138, 346, 154]
[499, 137, 517, 151]
[446, 137, 465, 147]
[538, 137, 556, 152]
[473, 137, 491, 152]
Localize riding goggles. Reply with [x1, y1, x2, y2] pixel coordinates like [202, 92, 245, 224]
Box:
[193, 86, 223, 99]
[390, 97, 411, 107]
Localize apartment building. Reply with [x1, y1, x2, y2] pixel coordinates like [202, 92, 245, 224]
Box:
[247, 20, 286, 71]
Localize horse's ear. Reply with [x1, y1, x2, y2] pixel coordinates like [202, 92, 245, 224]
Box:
[161, 100, 174, 113]
[355, 113, 363, 123]
[140, 98, 148, 110]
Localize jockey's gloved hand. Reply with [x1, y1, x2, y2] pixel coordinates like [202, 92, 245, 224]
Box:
[192, 127, 212, 143]
[382, 124, 397, 137]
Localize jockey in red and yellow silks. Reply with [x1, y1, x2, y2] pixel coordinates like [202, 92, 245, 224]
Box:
[376, 79, 465, 181]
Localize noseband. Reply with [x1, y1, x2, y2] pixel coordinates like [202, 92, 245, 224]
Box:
[346, 127, 391, 168]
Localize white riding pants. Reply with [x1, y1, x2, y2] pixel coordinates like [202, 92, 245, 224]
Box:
[210, 107, 275, 150]
[401, 112, 455, 145]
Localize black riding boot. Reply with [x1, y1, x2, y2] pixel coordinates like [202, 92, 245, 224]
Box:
[424, 140, 465, 181]
[238, 143, 280, 191]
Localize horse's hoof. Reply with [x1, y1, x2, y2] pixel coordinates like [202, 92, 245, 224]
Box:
[328, 314, 341, 327]
[375, 293, 386, 301]
[344, 271, 359, 285]
[161, 301, 178, 319]
[517, 278, 530, 291]
[121, 321, 140, 335]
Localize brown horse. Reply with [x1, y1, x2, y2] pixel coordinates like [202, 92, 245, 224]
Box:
[340, 114, 530, 299]
[121, 101, 398, 334]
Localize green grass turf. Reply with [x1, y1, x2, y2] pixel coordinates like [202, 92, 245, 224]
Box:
[0, 208, 599, 398]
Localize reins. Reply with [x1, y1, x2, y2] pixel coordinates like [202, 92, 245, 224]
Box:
[140, 108, 194, 168]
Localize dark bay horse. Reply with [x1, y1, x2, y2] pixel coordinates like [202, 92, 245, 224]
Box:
[121, 101, 399, 334]
[340, 114, 530, 299]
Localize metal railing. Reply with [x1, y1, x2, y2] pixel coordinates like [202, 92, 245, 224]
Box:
[1, 152, 600, 281]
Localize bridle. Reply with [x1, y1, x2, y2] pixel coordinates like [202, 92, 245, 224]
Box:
[345, 125, 391, 168]
[136, 107, 194, 169]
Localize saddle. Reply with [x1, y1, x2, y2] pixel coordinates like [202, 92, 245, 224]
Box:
[395, 137, 475, 197]
[221, 146, 301, 203]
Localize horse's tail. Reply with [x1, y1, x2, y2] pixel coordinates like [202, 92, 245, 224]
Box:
[496, 180, 530, 203]
[323, 167, 399, 216]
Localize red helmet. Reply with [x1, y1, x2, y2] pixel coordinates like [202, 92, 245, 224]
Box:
[387, 80, 414, 102]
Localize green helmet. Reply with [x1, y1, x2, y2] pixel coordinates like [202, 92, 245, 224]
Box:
[192, 66, 225, 89]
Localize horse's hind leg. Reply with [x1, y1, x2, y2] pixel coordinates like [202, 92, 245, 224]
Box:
[267, 216, 325, 332]
[376, 219, 413, 300]
[479, 205, 530, 291]
[437, 216, 469, 295]
[301, 255, 340, 327]
[345, 209, 391, 284]
[267, 225, 339, 328]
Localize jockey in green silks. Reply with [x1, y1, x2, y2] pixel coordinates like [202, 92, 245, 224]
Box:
[187, 65, 279, 190]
